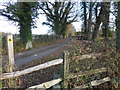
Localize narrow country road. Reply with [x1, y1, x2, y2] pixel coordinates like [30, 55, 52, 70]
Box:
[15, 38, 71, 67]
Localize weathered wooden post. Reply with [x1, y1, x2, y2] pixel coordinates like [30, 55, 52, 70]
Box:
[5, 34, 18, 88]
[7, 34, 15, 72]
[63, 51, 69, 88]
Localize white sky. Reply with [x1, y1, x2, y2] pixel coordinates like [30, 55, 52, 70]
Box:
[0, 16, 81, 35]
[0, 1, 82, 35]
[0, 14, 51, 35]
[0, 1, 115, 35]
[0, 14, 81, 35]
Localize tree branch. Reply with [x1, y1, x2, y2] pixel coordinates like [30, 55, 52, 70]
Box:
[1, 13, 19, 22]
[42, 22, 53, 27]
[60, 2, 71, 21]
[67, 14, 78, 24]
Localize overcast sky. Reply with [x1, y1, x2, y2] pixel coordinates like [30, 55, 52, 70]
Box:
[0, 15, 81, 35]
[0, 14, 50, 34]
[1, 1, 116, 35]
[0, 1, 82, 35]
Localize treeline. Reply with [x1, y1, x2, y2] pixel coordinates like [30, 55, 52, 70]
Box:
[0, 1, 120, 51]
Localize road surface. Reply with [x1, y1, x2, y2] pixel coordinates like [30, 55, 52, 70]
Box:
[15, 38, 71, 67]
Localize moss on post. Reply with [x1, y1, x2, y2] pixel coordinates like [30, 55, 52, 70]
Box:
[63, 51, 69, 89]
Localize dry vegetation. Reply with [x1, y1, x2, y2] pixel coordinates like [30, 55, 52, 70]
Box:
[2, 39, 119, 89]
[67, 39, 119, 89]
[19, 39, 119, 89]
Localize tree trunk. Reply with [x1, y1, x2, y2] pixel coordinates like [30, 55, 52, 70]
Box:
[102, 2, 110, 40]
[18, 2, 33, 49]
[116, 1, 120, 52]
[92, 3, 103, 41]
[87, 2, 93, 40]
[83, 2, 88, 40]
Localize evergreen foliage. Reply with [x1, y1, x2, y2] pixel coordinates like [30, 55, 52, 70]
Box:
[1, 2, 39, 46]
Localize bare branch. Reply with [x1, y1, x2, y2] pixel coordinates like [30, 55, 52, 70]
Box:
[1, 13, 19, 22]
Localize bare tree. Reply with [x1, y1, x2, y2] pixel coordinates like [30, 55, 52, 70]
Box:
[102, 2, 110, 40]
[39, 2, 77, 36]
[92, 2, 110, 41]
[86, 2, 94, 40]
[82, 2, 87, 40]
[80, 2, 95, 40]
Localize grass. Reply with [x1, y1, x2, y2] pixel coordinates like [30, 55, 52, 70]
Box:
[0, 67, 2, 73]
[0, 80, 2, 88]
[2, 37, 63, 55]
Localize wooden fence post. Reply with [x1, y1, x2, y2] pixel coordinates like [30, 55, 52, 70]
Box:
[7, 34, 15, 72]
[63, 51, 69, 88]
[5, 34, 17, 88]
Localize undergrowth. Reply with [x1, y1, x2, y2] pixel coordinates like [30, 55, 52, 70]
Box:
[65, 39, 119, 89]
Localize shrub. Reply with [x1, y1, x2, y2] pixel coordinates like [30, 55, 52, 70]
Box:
[108, 30, 114, 37]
